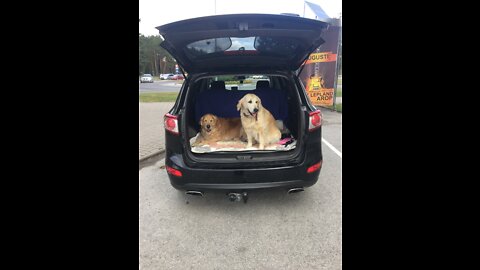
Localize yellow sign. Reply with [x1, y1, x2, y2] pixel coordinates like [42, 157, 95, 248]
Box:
[306, 76, 334, 106]
[308, 88, 334, 106]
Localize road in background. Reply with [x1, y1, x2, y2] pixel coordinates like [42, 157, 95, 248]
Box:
[139, 80, 183, 93]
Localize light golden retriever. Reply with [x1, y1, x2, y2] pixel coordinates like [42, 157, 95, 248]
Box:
[192, 114, 245, 146]
[236, 93, 281, 150]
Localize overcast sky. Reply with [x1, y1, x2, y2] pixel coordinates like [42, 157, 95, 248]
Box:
[139, 0, 342, 36]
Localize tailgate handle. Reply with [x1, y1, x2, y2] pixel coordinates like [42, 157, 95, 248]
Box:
[236, 155, 252, 160]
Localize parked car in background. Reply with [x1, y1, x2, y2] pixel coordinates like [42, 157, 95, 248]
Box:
[140, 74, 154, 83]
[160, 73, 174, 80]
[172, 74, 184, 80]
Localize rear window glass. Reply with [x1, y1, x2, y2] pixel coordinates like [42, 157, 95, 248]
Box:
[203, 75, 271, 91]
[184, 37, 302, 60]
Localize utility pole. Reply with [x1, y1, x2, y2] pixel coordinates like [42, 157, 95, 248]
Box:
[153, 51, 157, 76]
[161, 56, 166, 74]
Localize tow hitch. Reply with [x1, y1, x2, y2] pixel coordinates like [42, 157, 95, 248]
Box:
[227, 192, 248, 203]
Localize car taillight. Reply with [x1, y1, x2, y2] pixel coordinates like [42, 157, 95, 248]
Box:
[166, 165, 182, 177]
[308, 110, 322, 131]
[307, 161, 322, 173]
[164, 113, 179, 135]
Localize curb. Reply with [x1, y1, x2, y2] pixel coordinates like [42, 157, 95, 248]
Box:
[139, 149, 166, 162]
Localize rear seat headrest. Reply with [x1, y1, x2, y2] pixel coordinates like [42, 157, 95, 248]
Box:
[256, 80, 270, 89]
[210, 81, 225, 90]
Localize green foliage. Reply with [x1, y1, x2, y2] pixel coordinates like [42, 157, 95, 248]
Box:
[334, 103, 342, 112]
[139, 34, 177, 76]
[335, 86, 342, 97]
[337, 40, 342, 75]
[324, 103, 342, 112]
[139, 92, 179, 102]
[216, 75, 253, 84]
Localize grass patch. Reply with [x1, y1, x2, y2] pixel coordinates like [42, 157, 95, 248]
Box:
[335, 103, 342, 112]
[337, 78, 342, 85]
[323, 103, 342, 112]
[336, 87, 342, 97]
[139, 92, 179, 102]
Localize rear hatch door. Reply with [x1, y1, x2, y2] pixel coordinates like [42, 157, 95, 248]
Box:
[156, 14, 328, 73]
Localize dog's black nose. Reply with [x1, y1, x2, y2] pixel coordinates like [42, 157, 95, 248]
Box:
[253, 108, 258, 113]
[206, 124, 210, 129]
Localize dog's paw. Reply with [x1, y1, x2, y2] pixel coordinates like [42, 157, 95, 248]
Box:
[191, 140, 203, 147]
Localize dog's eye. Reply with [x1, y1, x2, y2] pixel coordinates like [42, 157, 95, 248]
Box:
[248, 100, 252, 103]
[255, 101, 258, 103]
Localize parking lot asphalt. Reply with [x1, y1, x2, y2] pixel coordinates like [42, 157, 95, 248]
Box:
[139, 109, 342, 270]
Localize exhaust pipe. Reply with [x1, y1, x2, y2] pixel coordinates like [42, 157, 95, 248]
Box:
[185, 190, 204, 197]
[287, 187, 304, 194]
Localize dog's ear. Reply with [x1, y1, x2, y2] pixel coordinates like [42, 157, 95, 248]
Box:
[199, 115, 204, 126]
[236, 97, 244, 111]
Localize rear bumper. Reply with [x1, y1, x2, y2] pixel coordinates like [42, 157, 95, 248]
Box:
[170, 179, 319, 191]
[165, 153, 321, 191]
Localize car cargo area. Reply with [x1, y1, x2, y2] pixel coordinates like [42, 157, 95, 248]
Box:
[182, 74, 304, 162]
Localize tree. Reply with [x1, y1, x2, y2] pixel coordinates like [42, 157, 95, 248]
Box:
[338, 40, 342, 75]
[329, 17, 342, 75]
[139, 35, 176, 76]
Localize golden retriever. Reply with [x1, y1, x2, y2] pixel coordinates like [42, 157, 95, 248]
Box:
[192, 114, 245, 146]
[236, 93, 281, 150]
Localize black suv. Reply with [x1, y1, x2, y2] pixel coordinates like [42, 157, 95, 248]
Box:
[157, 14, 328, 199]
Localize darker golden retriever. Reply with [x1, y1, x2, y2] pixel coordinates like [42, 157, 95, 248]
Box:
[192, 114, 245, 146]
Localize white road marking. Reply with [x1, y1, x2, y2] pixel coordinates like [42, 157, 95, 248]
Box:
[322, 138, 342, 158]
